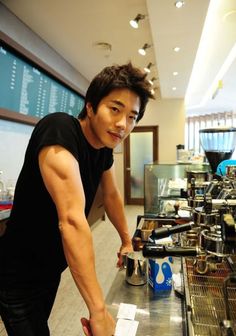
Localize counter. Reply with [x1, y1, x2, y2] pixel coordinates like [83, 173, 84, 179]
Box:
[0, 209, 10, 237]
[106, 257, 187, 336]
[0, 209, 11, 221]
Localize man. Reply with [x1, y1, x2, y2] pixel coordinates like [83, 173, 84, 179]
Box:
[0, 62, 152, 336]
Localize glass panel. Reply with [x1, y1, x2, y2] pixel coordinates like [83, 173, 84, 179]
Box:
[144, 163, 210, 215]
[130, 132, 153, 198]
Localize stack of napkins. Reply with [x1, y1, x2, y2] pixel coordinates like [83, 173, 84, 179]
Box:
[115, 303, 139, 336]
[154, 236, 173, 246]
[172, 272, 183, 295]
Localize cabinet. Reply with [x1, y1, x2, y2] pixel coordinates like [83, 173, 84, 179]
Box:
[144, 163, 209, 216]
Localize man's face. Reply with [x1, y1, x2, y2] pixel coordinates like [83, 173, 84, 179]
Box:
[86, 88, 140, 149]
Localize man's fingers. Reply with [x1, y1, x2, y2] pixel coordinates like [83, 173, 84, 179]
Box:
[81, 317, 93, 336]
[117, 252, 127, 268]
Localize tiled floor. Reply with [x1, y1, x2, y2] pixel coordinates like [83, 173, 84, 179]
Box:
[0, 205, 143, 336]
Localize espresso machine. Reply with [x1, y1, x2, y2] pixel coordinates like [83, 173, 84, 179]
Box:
[143, 208, 236, 336]
[142, 127, 236, 336]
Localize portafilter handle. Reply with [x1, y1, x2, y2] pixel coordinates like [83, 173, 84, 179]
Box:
[151, 222, 195, 240]
[142, 243, 198, 258]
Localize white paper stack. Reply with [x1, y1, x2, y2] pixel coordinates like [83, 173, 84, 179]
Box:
[115, 303, 139, 336]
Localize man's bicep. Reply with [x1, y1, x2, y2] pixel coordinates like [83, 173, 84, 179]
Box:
[38, 145, 86, 216]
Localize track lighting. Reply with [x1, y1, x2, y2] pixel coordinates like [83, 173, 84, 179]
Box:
[138, 43, 151, 56]
[144, 62, 154, 73]
[148, 77, 157, 85]
[129, 14, 146, 29]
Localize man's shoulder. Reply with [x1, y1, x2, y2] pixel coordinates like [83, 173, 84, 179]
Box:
[40, 112, 74, 122]
[34, 112, 79, 131]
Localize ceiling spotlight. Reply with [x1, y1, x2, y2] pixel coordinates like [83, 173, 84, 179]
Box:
[172, 87, 177, 91]
[173, 46, 180, 52]
[144, 62, 154, 73]
[151, 87, 158, 95]
[173, 71, 179, 76]
[129, 14, 146, 29]
[175, 1, 185, 8]
[148, 77, 157, 85]
[138, 43, 151, 56]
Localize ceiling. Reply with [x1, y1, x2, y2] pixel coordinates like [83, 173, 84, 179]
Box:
[1, 0, 236, 116]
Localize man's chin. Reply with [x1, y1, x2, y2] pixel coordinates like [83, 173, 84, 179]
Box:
[111, 143, 121, 150]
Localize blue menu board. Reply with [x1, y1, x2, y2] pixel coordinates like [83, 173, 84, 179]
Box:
[0, 44, 84, 120]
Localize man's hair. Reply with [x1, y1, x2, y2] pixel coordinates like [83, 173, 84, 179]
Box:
[78, 62, 153, 122]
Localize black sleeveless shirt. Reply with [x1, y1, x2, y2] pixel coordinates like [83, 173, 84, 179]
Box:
[0, 112, 113, 288]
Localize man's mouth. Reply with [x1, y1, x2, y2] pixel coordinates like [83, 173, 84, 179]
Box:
[108, 131, 123, 140]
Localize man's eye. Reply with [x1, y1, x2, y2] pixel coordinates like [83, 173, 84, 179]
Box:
[111, 107, 119, 112]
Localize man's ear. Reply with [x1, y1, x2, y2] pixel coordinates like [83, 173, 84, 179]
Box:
[86, 102, 93, 118]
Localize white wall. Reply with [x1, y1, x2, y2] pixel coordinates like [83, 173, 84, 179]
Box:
[140, 98, 186, 163]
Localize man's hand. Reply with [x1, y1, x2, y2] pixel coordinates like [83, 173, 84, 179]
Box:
[117, 242, 133, 268]
[81, 309, 115, 336]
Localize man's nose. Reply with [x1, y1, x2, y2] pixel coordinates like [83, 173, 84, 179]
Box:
[115, 114, 126, 129]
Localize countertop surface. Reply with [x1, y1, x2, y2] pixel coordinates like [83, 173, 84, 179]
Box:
[106, 258, 187, 336]
[0, 209, 11, 221]
[0, 209, 10, 237]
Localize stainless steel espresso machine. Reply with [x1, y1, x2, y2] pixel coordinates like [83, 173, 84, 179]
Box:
[142, 127, 236, 336]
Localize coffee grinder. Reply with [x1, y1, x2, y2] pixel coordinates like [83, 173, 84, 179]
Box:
[199, 127, 236, 175]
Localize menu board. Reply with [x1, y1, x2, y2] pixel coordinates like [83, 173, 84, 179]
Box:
[0, 42, 85, 121]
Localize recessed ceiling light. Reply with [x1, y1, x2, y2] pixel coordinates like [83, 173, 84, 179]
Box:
[175, 1, 185, 9]
[174, 47, 180, 52]
[172, 87, 177, 91]
[173, 71, 179, 76]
